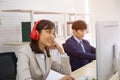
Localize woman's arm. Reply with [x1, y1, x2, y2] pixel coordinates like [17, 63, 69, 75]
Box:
[60, 75, 75, 80]
[51, 54, 71, 75]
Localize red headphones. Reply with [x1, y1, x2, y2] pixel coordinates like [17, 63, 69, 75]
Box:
[30, 20, 41, 40]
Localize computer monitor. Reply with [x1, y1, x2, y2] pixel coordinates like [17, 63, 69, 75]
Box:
[96, 21, 120, 80]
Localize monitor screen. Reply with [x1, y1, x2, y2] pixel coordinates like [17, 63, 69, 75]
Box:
[96, 21, 120, 80]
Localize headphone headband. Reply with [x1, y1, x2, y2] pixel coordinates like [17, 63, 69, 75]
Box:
[33, 20, 41, 30]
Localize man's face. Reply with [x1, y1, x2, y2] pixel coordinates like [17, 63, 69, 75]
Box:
[73, 29, 86, 39]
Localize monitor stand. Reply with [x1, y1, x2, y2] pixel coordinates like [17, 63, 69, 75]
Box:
[113, 43, 120, 79]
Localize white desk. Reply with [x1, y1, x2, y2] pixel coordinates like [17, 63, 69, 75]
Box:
[63, 60, 119, 80]
[69, 60, 96, 79]
[109, 72, 119, 80]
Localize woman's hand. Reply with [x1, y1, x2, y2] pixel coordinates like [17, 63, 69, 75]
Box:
[61, 75, 75, 80]
[51, 40, 64, 54]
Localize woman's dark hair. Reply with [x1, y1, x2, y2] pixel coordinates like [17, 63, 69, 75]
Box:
[30, 19, 55, 57]
[72, 20, 87, 31]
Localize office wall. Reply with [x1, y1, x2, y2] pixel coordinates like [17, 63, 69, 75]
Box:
[89, 0, 120, 46]
[0, 0, 85, 13]
[90, 0, 119, 21]
[0, 0, 85, 52]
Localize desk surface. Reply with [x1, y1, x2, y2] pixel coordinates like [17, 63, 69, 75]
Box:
[67, 60, 119, 80]
[70, 60, 96, 79]
[109, 72, 119, 80]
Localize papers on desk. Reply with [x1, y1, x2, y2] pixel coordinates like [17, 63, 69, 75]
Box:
[46, 70, 65, 80]
[76, 75, 96, 80]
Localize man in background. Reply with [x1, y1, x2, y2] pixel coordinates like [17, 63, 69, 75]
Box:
[64, 20, 96, 71]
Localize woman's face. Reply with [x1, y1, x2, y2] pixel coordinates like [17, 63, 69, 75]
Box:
[39, 28, 55, 48]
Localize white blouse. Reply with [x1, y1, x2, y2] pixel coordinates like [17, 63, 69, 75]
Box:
[38, 53, 46, 74]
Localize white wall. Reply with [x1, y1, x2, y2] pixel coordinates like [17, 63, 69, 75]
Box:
[89, 0, 120, 46]
[90, 0, 119, 21]
[0, 0, 85, 13]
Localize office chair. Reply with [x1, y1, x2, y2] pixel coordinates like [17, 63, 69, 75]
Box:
[0, 52, 17, 80]
[62, 43, 67, 53]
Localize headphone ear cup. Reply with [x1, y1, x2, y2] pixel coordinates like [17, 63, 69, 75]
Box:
[30, 29, 40, 40]
[35, 30, 40, 40]
[30, 20, 41, 40]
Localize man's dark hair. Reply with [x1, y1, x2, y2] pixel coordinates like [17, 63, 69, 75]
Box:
[72, 20, 87, 30]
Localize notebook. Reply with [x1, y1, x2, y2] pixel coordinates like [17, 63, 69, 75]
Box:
[46, 70, 65, 80]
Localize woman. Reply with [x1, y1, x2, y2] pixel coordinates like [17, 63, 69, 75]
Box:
[16, 19, 73, 80]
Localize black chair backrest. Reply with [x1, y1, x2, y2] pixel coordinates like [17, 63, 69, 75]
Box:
[0, 52, 17, 80]
[62, 43, 67, 53]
